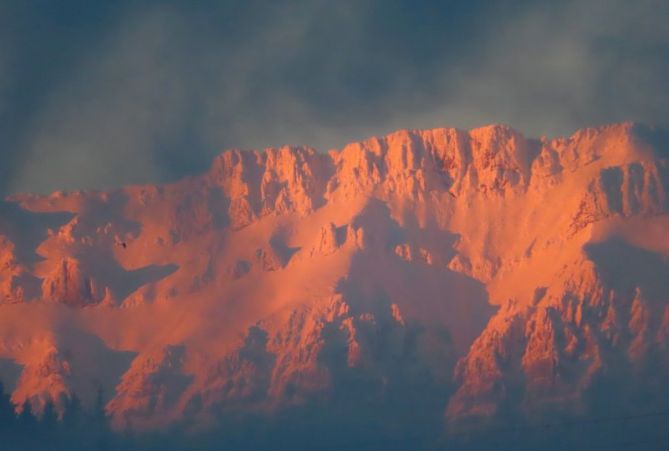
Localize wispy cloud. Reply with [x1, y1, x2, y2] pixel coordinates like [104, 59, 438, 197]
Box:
[3, 0, 669, 194]
[416, 0, 669, 137]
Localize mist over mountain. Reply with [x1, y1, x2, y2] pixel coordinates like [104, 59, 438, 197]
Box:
[2, 0, 669, 197]
[1, 122, 669, 449]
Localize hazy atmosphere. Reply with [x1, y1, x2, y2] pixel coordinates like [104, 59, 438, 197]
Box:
[2, 2, 669, 450]
[1, 0, 668, 194]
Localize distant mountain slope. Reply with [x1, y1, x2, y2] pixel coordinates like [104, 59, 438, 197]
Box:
[1, 122, 668, 433]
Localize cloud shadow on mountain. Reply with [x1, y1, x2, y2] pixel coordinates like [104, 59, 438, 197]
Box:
[585, 237, 669, 303]
[0, 201, 74, 265]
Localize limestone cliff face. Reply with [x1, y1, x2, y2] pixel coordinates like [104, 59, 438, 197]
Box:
[106, 295, 416, 429]
[10, 337, 72, 417]
[207, 146, 331, 229]
[41, 258, 109, 307]
[447, 254, 669, 422]
[0, 235, 30, 304]
[1, 122, 668, 431]
[106, 345, 191, 429]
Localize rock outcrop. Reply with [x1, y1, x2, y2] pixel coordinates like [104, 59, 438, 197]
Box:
[0, 122, 668, 433]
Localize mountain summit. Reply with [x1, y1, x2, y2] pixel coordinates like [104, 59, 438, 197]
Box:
[1, 122, 669, 434]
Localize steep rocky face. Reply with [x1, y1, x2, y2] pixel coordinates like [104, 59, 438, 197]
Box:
[207, 146, 332, 229]
[0, 235, 30, 305]
[41, 257, 108, 307]
[105, 295, 419, 430]
[447, 254, 669, 423]
[0, 122, 668, 431]
[10, 337, 72, 417]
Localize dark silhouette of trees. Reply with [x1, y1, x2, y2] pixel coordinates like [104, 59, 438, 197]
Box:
[0, 382, 15, 433]
[0, 382, 118, 451]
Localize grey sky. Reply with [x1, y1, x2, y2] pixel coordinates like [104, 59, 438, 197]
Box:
[1, 0, 668, 195]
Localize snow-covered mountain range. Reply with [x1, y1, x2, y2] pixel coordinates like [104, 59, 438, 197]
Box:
[1, 122, 668, 433]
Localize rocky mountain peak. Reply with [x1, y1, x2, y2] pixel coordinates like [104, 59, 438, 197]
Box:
[1, 122, 668, 434]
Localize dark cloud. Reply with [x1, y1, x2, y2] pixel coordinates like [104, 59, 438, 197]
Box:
[1, 0, 668, 195]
